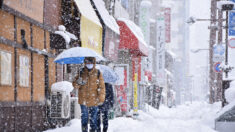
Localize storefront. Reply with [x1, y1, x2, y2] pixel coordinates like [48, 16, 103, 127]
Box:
[74, 0, 103, 55]
[91, 0, 120, 61]
[56, 0, 103, 82]
[117, 18, 148, 115]
[0, 0, 59, 131]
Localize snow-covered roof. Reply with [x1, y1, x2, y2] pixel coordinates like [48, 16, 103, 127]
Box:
[165, 69, 173, 77]
[166, 50, 177, 59]
[51, 81, 74, 94]
[149, 18, 156, 23]
[74, 0, 102, 27]
[93, 0, 120, 34]
[118, 18, 147, 47]
[140, 0, 152, 7]
[217, 1, 235, 10]
[149, 45, 155, 50]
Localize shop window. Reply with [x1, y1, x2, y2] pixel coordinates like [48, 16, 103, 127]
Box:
[67, 64, 72, 73]
[0, 50, 12, 85]
[19, 55, 29, 87]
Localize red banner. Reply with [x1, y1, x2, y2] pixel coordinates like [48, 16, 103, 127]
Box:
[164, 8, 171, 43]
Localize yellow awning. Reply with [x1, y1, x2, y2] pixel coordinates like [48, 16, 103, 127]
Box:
[74, 0, 103, 55]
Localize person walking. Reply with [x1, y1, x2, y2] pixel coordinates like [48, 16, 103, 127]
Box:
[97, 83, 114, 132]
[73, 57, 105, 132]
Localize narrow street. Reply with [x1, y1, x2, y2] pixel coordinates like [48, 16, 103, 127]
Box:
[45, 102, 220, 132]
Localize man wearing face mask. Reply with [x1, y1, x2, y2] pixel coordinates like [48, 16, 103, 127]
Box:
[73, 57, 105, 132]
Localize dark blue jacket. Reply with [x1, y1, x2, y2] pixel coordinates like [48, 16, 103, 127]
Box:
[99, 83, 114, 110]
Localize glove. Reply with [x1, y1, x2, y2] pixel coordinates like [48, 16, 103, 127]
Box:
[98, 102, 103, 106]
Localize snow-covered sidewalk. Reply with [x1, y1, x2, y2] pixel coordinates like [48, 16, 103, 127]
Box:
[45, 101, 221, 132]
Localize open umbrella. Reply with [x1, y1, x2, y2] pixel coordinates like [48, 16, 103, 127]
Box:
[96, 64, 119, 83]
[54, 47, 105, 64]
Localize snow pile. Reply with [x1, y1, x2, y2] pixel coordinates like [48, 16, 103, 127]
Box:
[44, 102, 220, 132]
[216, 81, 235, 119]
[140, 0, 152, 7]
[51, 81, 74, 94]
[217, 1, 235, 10]
[225, 81, 235, 103]
[55, 25, 78, 44]
[93, 0, 120, 34]
[74, 0, 102, 27]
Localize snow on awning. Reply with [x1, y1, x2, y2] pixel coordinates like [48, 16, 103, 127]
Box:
[92, 0, 120, 35]
[117, 18, 148, 56]
[118, 18, 147, 47]
[165, 69, 173, 77]
[74, 0, 102, 27]
[166, 50, 177, 59]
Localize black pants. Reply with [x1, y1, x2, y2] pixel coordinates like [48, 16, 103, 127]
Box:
[97, 106, 109, 132]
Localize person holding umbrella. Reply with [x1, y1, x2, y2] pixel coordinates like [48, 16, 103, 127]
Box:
[97, 83, 114, 132]
[72, 57, 105, 132]
[95, 65, 118, 132]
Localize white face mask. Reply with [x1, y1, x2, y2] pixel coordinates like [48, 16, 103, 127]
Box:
[86, 64, 94, 69]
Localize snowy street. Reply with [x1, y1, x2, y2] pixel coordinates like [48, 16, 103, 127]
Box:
[45, 102, 220, 132]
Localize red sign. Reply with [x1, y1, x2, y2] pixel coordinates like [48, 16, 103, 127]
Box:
[145, 71, 152, 81]
[115, 85, 127, 112]
[164, 8, 171, 43]
[214, 62, 222, 73]
[229, 38, 235, 48]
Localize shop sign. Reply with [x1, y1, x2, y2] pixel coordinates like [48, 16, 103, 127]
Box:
[133, 73, 138, 113]
[4, 0, 44, 23]
[156, 16, 166, 87]
[164, 8, 171, 43]
[80, 16, 103, 55]
[229, 38, 235, 48]
[139, 1, 151, 45]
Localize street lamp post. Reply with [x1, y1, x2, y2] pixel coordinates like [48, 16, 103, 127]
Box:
[188, 1, 235, 104]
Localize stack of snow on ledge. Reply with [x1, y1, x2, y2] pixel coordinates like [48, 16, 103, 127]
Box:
[51, 81, 74, 94]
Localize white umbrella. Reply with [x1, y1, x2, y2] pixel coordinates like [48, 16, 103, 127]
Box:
[96, 64, 119, 83]
[54, 47, 106, 64]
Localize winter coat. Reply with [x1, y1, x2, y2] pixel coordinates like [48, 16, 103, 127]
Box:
[72, 58, 105, 107]
[99, 83, 114, 110]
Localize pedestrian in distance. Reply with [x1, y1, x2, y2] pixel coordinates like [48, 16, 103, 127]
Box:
[97, 83, 114, 132]
[72, 57, 105, 132]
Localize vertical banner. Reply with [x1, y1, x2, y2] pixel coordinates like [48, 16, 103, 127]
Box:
[139, 1, 152, 83]
[229, 11, 235, 36]
[156, 16, 166, 87]
[139, 0, 152, 45]
[114, 66, 127, 112]
[164, 8, 171, 43]
[133, 73, 138, 113]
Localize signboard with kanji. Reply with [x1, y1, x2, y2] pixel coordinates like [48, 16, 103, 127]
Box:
[229, 11, 235, 36]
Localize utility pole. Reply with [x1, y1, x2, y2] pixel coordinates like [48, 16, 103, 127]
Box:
[216, 6, 223, 102]
[209, 0, 217, 104]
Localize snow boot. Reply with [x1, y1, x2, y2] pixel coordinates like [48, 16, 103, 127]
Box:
[82, 125, 88, 132]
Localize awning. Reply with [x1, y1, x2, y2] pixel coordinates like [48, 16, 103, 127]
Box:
[117, 18, 148, 56]
[92, 0, 120, 35]
[74, 0, 101, 27]
[74, 0, 103, 55]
